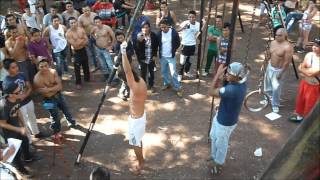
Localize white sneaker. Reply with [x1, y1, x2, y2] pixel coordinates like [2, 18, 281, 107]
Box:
[272, 106, 279, 113]
[154, 67, 157, 72]
[202, 72, 208, 76]
[178, 75, 182, 82]
[184, 72, 193, 78]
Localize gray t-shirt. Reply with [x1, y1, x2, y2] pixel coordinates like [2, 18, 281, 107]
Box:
[43, 13, 64, 27]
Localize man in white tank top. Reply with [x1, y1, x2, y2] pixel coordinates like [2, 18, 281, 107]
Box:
[43, 15, 69, 77]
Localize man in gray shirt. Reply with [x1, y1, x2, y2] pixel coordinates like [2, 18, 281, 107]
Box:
[43, 5, 64, 28]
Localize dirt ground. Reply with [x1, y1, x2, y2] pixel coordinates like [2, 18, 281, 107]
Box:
[1, 0, 319, 179]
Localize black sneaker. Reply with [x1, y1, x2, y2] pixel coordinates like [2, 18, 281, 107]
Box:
[297, 47, 305, 54]
[18, 167, 34, 178]
[25, 154, 42, 163]
[69, 123, 81, 129]
[35, 132, 50, 139]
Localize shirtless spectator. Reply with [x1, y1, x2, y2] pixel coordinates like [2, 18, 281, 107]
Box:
[4, 14, 27, 39]
[33, 59, 77, 135]
[289, 38, 320, 122]
[21, 5, 41, 31]
[119, 41, 147, 175]
[43, 15, 69, 77]
[264, 28, 293, 113]
[156, 1, 177, 28]
[62, 1, 80, 28]
[78, 6, 99, 72]
[28, 28, 53, 65]
[5, 25, 35, 81]
[66, 17, 90, 90]
[91, 16, 116, 81]
[43, 5, 64, 28]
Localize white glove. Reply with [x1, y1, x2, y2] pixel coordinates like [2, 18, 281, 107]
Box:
[120, 41, 127, 54]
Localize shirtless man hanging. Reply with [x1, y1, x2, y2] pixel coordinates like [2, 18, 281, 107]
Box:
[264, 28, 293, 113]
[78, 5, 98, 71]
[91, 16, 116, 81]
[119, 41, 147, 175]
[5, 25, 34, 81]
[66, 17, 90, 89]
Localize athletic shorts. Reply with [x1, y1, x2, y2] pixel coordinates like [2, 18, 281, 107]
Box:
[182, 45, 196, 56]
[128, 112, 146, 147]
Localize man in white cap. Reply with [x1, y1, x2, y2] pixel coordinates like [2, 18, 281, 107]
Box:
[207, 62, 248, 174]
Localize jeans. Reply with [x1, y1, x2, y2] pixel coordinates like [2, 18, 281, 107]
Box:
[87, 36, 98, 69]
[140, 60, 155, 87]
[73, 47, 90, 85]
[95, 47, 114, 76]
[285, 12, 303, 33]
[46, 93, 75, 133]
[53, 48, 68, 76]
[210, 114, 237, 165]
[264, 63, 283, 107]
[160, 56, 181, 90]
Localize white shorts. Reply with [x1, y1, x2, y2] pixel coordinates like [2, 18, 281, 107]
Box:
[128, 112, 146, 147]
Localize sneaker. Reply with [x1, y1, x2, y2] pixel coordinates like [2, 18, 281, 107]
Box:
[297, 48, 305, 54]
[202, 72, 208, 76]
[184, 72, 193, 78]
[288, 115, 303, 122]
[161, 84, 171, 91]
[176, 88, 183, 97]
[91, 67, 99, 73]
[18, 166, 34, 178]
[147, 86, 156, 93]
[178, 75, 182, 82]
[154, 67, 157, 72]
[69, 123, 80, 129]
[34, 132, 50, 139]
[25, 154, 42, 163]
[272, 106, 279, 113]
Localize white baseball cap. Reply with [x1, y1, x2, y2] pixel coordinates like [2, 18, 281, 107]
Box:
[227, 62, 249, 83]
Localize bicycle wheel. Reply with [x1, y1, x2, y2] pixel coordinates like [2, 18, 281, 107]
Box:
[244, 89, 270, 112]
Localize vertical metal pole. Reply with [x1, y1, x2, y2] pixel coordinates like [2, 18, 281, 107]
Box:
[225, 0, 240, 66]
[196, 0, 205, 79]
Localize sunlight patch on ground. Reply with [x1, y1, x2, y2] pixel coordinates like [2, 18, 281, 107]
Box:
[188, 92, 207, 100]
[63, 91, 76, 96]
[240, 116, 281, 140]
[107, 96, 124, 104]
[93, 89, 103, 94]
[143, 132, 167, 149]
[159, 101, 177, 111]
[64, 129, 86, 136]
[79, 107, 91, 112]
[91, 115, 128, 135]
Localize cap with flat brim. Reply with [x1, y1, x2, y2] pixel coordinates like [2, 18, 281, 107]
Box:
[3, 82, 18, 95]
